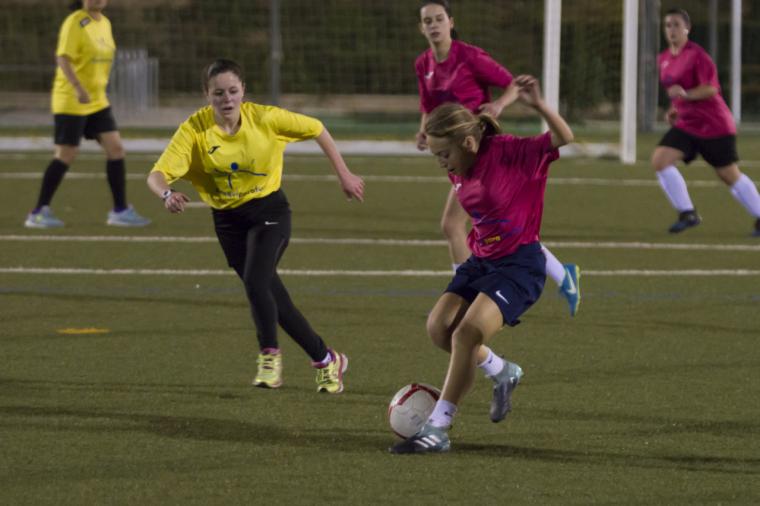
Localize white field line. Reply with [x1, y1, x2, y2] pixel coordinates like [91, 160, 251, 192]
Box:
[0, 171, 730, 187]
[1, 267, 759, 277]
[2, 234, 760, 252]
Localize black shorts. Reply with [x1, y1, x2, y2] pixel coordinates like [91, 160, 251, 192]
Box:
[212, 190, 292, 271]
[53, 107, 118, 146]
[658, 127, 739, 168]
[446, 242, 546, 327]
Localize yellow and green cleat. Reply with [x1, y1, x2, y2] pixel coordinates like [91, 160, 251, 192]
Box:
[316, 350, 348, 394]
[253, 351, 283, 389]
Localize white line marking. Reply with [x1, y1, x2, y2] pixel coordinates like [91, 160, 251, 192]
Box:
[2, 235, 759, 251]
[1, 267, 759, 277]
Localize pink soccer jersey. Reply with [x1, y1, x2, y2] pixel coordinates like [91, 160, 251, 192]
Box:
[415, 40, 513, 114]
[448, 132, 559, 260]
[658, 41, 736, 138]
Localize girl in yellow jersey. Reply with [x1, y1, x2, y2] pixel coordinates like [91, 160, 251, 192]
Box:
[24, 0, 149, 229]
[148, 59, 365, 393]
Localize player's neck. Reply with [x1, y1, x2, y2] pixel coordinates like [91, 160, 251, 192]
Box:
[86, 9, 103, 21]
[669, 39, 687, 55]
[215, 114, 242, 136]
[431, 39, 452, 62]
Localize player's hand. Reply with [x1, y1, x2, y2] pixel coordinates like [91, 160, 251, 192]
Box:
[77, 89, 91, 104]
[667, 85, 687, 99]
[515, 75, 543, 108]
[477, 102, 503, 118]
[339, 172, 365, 202]
[164, 192, 190, 213]
[415, 131, 428, 151]
[666, 107, 678, 125]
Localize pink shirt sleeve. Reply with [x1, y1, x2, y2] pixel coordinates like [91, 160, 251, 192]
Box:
[467, 47, 513, 89]
[694, 49, 721, 89]
[500, 132, 558, 179]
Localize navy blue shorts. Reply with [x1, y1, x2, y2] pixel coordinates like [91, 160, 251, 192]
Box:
[446, 242, 546, 327]
[53, 107, 118, 146]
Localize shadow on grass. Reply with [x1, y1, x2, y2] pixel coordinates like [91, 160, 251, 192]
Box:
[454, 441, 760, 476]
[0, 404, 390, 452]
[2, 403, 759, 477]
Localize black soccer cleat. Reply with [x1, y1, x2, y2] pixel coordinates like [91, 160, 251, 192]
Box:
[668, 210, 701, 234]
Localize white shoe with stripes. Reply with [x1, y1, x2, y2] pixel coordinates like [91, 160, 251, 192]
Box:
[389, 423, 450, 454]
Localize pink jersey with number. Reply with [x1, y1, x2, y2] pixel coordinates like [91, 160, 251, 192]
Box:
[448, 132, 559, 260]
[658, 41, 735, 138]
[415, 40, 513, 114]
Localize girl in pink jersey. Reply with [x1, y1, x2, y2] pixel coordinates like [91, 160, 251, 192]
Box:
[415, 0, 582, 315]
[653, 8, 760, 236]
[391, 75, 573, 454]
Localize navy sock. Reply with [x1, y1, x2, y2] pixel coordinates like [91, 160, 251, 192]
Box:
[34, 159, 69, 212]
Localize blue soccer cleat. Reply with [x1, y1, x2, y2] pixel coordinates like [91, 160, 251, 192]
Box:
[107, 205, 151, 227]
[559, 263, 581, 317]
[389, 423, 450, 454]
[24, 206, 64, 229]
[490, 361, 523, 423]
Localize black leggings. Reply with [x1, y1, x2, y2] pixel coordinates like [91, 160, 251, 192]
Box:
[213, 192, 328, 362]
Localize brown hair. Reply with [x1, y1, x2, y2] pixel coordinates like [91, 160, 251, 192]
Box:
[201, 59, 245, 93]
[665, 7, 691, 29]
[424, 103, 501, 143]
[419, 0, 459, 40]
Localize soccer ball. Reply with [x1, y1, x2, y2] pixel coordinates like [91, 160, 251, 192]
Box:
[387, 383, 441, 439]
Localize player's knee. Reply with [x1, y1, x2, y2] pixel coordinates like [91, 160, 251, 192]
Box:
[55, 146, 79, 165]
[107, 144, 126, 160]
[651, 153, 666, 171]
[451, 321, 484, 350]
[426, 317, 451, 351]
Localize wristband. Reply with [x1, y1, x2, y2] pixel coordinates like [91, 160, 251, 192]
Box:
[161, 189, 175, 201]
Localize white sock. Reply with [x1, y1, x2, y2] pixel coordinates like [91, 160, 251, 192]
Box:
[477, 347, 505, 377]
[730, 173, 760, 218]
[427, 399, 457, 428]
[541, 244, 566, 286]
[452, 263, 461, 273]
[656, 165, 694, 212]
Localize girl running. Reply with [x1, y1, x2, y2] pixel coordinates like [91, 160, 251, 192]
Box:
[147, 59, 364, 393]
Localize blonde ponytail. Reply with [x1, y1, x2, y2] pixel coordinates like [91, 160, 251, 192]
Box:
[424, 103, 501, 143]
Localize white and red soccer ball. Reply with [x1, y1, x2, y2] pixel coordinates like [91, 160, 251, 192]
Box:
[387, 383, 441, 438]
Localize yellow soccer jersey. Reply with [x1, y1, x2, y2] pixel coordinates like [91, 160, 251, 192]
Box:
[151, 102, 324, 210]
[51, 9, 115, 115]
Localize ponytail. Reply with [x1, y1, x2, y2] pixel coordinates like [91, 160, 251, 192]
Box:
[68, 1, 83, 10]
[478, 113, 501, 137]
[424, 103, 501, 143]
